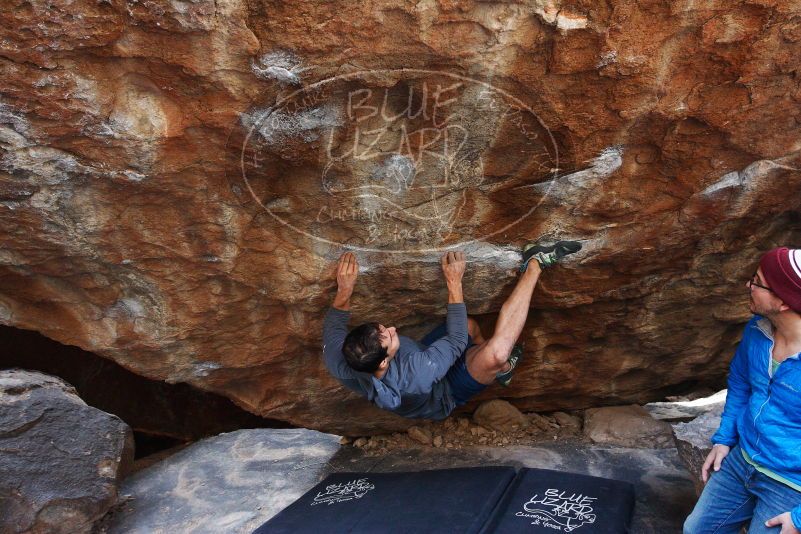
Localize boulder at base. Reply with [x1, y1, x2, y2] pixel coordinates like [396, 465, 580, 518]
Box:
[105, 428, 341, 534]
[0, 369, 134, 534]
[672, 404, 725, 494]
[472, 400, 529, 432]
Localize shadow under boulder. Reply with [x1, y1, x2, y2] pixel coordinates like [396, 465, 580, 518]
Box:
[0, 325, 287, 449]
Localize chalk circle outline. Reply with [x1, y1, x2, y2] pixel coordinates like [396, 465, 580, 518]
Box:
[240, 68, 559, 254]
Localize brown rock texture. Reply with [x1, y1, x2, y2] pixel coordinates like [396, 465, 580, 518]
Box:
[1, 0, 800, 434]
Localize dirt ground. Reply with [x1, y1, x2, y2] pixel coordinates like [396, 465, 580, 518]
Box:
[340, 409, 586, 456]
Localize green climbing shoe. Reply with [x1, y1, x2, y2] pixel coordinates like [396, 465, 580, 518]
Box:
[520, 240, 582, 272]
[496, 344, 524, 387]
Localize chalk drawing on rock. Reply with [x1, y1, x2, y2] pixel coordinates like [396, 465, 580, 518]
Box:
[238, 69, 562, 253]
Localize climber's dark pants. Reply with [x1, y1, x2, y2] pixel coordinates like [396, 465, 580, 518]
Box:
[420, 323, 486, 407]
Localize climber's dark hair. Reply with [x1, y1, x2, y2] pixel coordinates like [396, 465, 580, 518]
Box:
[342, 322, 387, 373]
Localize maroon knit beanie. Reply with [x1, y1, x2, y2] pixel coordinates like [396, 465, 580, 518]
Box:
[759, 247, 801, 313]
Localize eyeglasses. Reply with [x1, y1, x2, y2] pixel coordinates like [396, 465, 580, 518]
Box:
[748, 272, 774, 294]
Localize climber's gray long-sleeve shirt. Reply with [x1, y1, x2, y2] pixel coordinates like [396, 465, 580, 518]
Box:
[322, 303, 469, 419]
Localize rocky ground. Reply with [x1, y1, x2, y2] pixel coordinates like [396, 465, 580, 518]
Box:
[339, 397, 682, 456]
[341, 409, 582, 454]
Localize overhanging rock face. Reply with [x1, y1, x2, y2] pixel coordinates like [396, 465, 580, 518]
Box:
[1, 0, 800, 433]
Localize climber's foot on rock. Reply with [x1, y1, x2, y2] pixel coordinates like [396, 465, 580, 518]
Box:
[496, 344, 524, 387]
[520, 240, 582, 272]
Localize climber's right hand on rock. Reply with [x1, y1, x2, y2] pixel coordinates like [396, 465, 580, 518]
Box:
[701, 444, 730, 483]
[336, 252, 359, 295]
[441, 251, 466, 287]
[441, 251, 466, 305]
[332, 252, 358, 311]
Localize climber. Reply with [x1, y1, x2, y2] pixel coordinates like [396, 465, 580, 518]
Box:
[683, 247, 801, 534]
[321, 241, 581, 420]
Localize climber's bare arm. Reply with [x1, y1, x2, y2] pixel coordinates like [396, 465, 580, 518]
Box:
[441, 251, 465, 304]
[332, 252, 358, 311]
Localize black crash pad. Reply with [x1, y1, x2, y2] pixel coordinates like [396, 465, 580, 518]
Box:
[253, 466, 516, 534]
[482, 468, 635, 533]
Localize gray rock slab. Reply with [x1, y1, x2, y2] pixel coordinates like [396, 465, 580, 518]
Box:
[104, 429, 341, 534]
[106, 429, 695, 534]
[672, 405, 724, 494]
[646, 390, 727, 422]
[0, 369, 134, 534]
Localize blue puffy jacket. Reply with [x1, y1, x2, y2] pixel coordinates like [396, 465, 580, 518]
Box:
[712, 315, 801, 527]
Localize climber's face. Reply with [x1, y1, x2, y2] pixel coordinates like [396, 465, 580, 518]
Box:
[378, 324, 399, 358]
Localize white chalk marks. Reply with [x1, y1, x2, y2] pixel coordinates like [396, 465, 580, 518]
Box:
[240, 68, 559, 253]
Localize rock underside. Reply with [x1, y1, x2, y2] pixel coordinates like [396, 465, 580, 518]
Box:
[1, 0, 801, 432]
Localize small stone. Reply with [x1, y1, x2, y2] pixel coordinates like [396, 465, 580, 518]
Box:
[584, 405, 674, 448]
[339, 436, 352, 445]
[528, 413, 552, 432]
[478, 437, 488, 444]
[407, 426, 433, 445]
[353, 437, 368, 448]
[445, 442, 454, 449]
[553, 411, 582, 431]
[473, 400, 529, 432]
[457, 418, 470, 429]
[433, 436, 443, 448]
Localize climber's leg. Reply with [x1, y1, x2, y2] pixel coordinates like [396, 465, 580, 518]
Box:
[463, 262, 541, 385]
[466, 239, 583, 386]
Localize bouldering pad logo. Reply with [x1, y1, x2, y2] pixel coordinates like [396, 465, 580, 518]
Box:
[240, 69, 559, 253]
[515, 488, 597, 531]
[310, 478, 375, 506]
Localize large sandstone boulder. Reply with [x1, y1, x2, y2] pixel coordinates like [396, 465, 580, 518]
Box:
[1, 0, 800, 433]
[0, 369, 134, 534]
